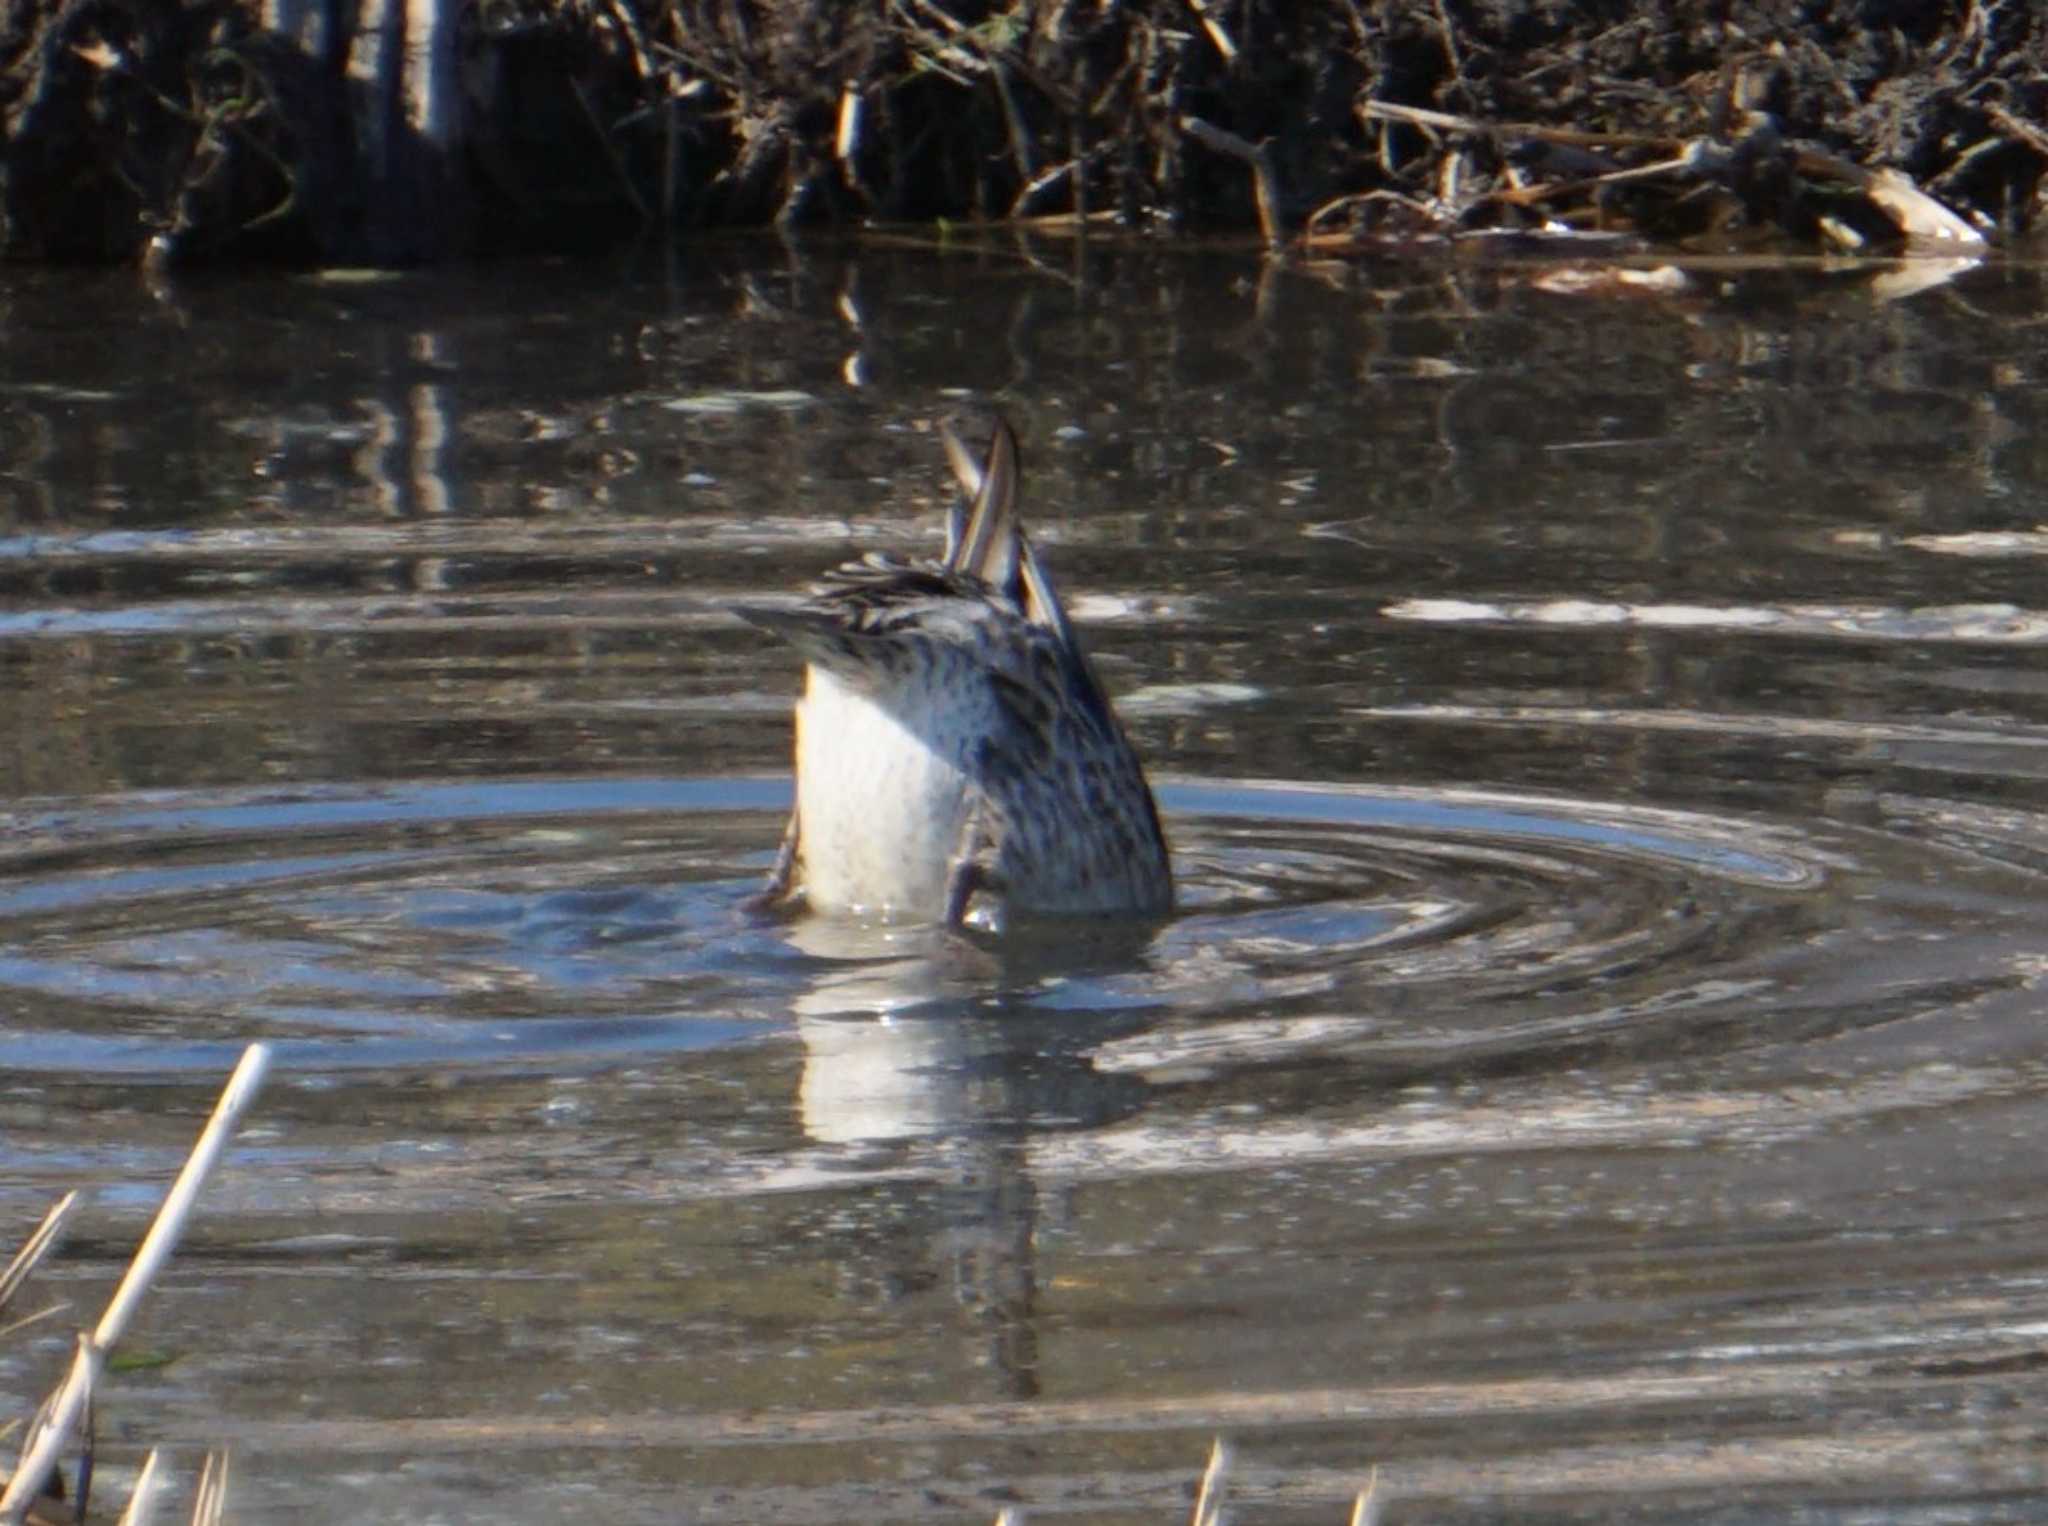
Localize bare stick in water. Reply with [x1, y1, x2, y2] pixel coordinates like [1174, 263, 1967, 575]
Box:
[1349, 1465, 1383, 1526]
[0, 1044, 271, 1523]
[116, 1448, 162, 1526]
[189, 1450, 229, 1526]
[1189, 1436, 1231, 1526]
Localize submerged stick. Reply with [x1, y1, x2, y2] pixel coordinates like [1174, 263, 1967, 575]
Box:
[0, 1045, 272, 1524]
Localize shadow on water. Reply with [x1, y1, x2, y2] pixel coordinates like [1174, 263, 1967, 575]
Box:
[6, 242, 2048, 1518]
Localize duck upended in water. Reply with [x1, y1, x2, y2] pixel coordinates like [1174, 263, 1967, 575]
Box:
[739, 418, 1171, 932]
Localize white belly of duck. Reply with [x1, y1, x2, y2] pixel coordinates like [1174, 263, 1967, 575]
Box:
[793, 663, 972, 919]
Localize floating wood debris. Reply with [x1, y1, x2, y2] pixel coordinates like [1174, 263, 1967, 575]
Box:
[1313, 98, 1991, 257]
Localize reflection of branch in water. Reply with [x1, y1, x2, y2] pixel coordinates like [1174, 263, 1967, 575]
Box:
[350, 362, 456, 520]
[409, 378, 453, 518]
[940, 1133, 1041, 1400]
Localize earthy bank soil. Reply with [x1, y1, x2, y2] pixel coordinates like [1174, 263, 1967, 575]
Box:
[2, 0, 2044, 264]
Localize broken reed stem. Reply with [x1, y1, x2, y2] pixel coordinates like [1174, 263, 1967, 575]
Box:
[1349, 1464, 1382, 1526]
[0, 1044, 271, 1525]
[115, 1447, 161, 1526]
[189, 1450, 230, 1526]
[0, 1195, 78, 1317]
[94, 1045, 271, 1353]
[1189, 1436, 1231, 1526]
[0, 1304, 69, 1346]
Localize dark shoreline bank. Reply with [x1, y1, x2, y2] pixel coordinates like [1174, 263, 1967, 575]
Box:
[3, 0, 2043, 268]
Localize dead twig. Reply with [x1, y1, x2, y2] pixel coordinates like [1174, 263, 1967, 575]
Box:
[0, 1305, 70, 1346]
[1183, 0, 1238, 65]
[991, 63, 1038, 189]
[115, 1448, 161, 1526]
[600, 0, 658, 84]
[1189, 1436, 1230, 1526]
[1010, 159, 1076, 219]
[1350, 1464, 1383, 1525]
[1180, 116, 1285, 248]
[1431, 0, 1462, 82]
[1300, 187, 1449, 245]
[1358, 97, 1681, 152]
[1984, 101, 2048, 161]
[892, 0, 991, 82]
[0, 1196, 78, 1318]
[1485, 139, 1728, 208]
[189, 1450, 229, 1526]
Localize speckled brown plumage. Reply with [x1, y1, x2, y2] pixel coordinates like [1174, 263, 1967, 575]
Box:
[737, 417, 1171, 931]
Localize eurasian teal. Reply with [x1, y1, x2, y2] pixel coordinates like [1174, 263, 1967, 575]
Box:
[741, 417, 1171, 932]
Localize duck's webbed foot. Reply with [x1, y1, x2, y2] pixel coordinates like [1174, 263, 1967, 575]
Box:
[944, 799, 1009, 937]
[742, 807, 803, 919]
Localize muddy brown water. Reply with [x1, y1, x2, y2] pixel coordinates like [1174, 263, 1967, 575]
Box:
[5, 239, 2048, 1521]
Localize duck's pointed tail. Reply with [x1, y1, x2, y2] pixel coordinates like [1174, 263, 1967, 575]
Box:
[939, 417, 1078, 648]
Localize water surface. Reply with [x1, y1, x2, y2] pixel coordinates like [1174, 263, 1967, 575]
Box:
[5, 241, 2048, 1520]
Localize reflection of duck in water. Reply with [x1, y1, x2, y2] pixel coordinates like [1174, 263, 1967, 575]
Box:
[787, 949, 1152, 1403]
[742, 416, 1171, 933]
